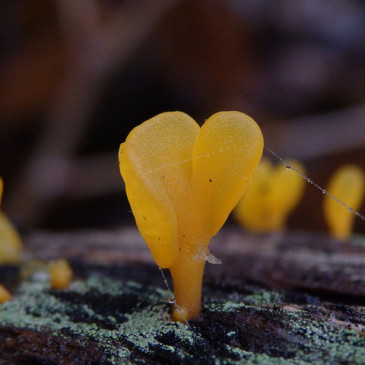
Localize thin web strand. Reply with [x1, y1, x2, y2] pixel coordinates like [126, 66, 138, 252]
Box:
[264, 145, 365, 221]
[158, 267, 190, 325]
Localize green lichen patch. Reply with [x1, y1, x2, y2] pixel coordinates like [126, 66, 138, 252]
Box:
[196, 297, 365, 364]
[0, 274, 364, 364]
[0, 276, 200, 363]
[353, 234, 365, 248]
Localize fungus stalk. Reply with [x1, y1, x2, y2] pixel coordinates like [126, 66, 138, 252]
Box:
[169, 249, 205, 321]
[119, 111, 263, 321]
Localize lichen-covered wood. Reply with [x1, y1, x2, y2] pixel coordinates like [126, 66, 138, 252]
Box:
[0, 228, 364, 364]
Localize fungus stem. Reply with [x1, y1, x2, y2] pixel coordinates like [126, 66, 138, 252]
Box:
[169, 250, 206, 322]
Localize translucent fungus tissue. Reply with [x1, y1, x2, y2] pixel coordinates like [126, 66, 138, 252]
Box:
[0, 283, 11, 303]
[119, 111, 263, 322]
[0, 177, 22, 264]
[50, 259, 73, 290]
[234, 158, 306, 233]
[324, 165, 364, 241]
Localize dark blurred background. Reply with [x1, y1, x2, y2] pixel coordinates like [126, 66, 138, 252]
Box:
[0, 0, 364, 234]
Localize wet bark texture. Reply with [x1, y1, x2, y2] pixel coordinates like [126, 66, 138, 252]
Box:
[0, 227, 364, 364]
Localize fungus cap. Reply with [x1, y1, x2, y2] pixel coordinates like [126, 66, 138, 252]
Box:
[324, 165, 365, 240]
[0, 283, 11, 303]
[0, 177, 22, 264]
[234, 158, 306, 232]
[119, 111, 263, 267]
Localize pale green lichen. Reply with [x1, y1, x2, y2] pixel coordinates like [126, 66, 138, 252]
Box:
[0, 276, 200, 362]
[224, 346, 291, 365]
[352, 234, 365, 247]
[241, 289, 284, 306]
[203, 299, 365, 365]
[0, 274, 364, 364]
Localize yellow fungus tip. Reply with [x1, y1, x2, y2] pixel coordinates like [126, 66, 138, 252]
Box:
[324, 165, 365, 241]
[0, 176, 3, 207]
[234, 158, 306, 233]
[0, 177, 22, 264]
[0, 283, 11, 303]
[50, 259, 73, 290]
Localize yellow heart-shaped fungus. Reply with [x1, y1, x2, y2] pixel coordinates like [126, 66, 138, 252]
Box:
[119, 111, 263, 321]
[234, 158, 306, 233]
[0, 177, 22, 264]
[324, 165, 364, 241]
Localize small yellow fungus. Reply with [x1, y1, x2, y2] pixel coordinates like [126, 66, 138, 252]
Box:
[119, 111, 263, 321]
[0, 283, 11, 303]
[49, 259, 73, 290]
[234, 158, 306, 233]
[0, 177, 22, 264]
[324, 165, 365, 241]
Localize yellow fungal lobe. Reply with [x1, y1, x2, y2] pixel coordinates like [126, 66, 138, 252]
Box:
[119, 111, 263, 321]
[234, 158, 306, 233]
[50, 259, 73, 290]
[324, 165, 365, 241]
[0, 283, 11, 303]
[0, 177, 22, 264]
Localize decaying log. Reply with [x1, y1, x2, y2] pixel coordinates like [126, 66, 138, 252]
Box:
[0, 227, 364, 364]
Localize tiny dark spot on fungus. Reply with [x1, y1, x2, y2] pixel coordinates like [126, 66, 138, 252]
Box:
[182, 235, 186, 238]
[209, 179, 213, 182]
[143, 216, 146, 220]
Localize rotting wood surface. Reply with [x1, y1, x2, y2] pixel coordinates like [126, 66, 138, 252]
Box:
[0, 227, 364, 364]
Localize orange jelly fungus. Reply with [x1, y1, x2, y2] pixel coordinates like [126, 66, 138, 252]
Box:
[50, 259, 73, 290]
[324, 165, 365, 241]
[234, 158, 306, 233]
[0, 283, 11, 303]
[0, 177, 22, 264]
[119, 111, 263, 322]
